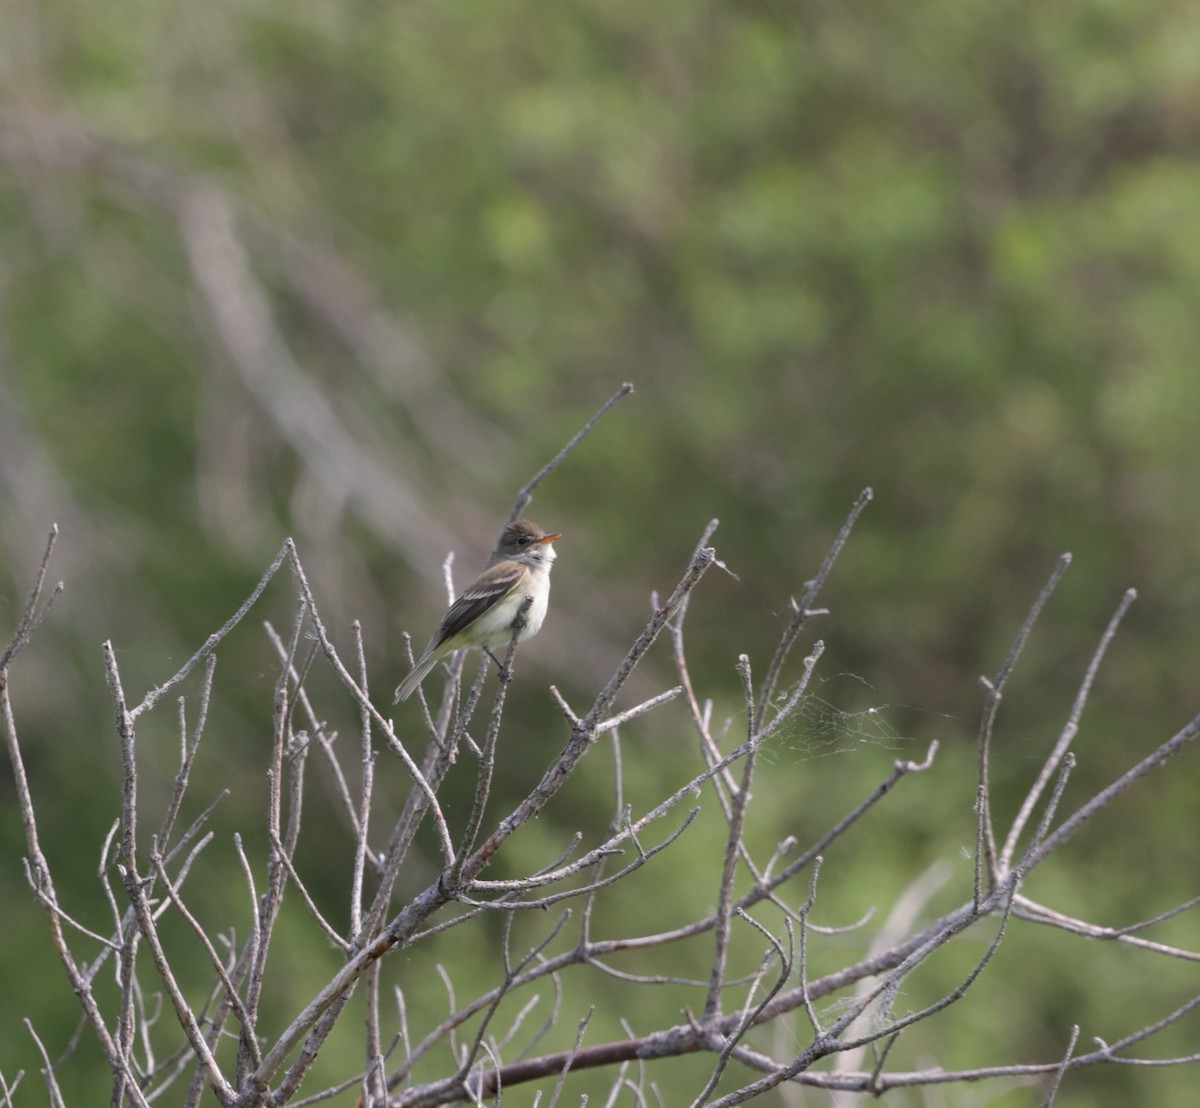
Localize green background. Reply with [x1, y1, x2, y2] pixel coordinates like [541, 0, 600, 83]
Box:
[1, 0, 1199, 1103]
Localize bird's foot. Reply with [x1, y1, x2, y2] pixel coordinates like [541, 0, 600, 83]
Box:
[485, 648, 513, 684]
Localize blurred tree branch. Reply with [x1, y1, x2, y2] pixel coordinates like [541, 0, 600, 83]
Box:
[0, 113, 637, 689]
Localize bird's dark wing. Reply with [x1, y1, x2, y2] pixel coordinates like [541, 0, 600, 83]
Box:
[428, 562, 525, 651]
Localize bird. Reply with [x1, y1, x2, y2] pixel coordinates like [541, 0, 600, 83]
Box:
[394, 519, 561, 702]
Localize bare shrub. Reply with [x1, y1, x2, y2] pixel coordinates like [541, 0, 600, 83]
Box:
[3, 391, 1199, 1106]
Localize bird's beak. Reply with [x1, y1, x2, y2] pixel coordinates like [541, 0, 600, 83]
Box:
[536, 532, 561, 544]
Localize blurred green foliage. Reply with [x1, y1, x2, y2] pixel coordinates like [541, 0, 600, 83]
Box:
[2, 0, 1200, 1102]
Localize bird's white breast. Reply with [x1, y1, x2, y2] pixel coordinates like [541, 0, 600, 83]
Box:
[518, 578, 550, 641]
[514, 547, 554, 641]
[469, 556, 553, 648]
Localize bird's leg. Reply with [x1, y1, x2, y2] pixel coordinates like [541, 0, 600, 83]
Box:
[484, 648, 512, 684]
[490, 600, 532, 686]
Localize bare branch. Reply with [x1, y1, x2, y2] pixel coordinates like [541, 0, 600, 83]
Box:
[507, 383, 634, 523]
[1043, 1025, 1080, 1108]
[757, 487, 872, 713]
[1000, 586, 1136, 873]
[5, 469, 1199, 1107]
[1023, 709, 1200, 873]
[131, 538, 294, 720]
[704, 654, 758, 1021]
[23, 1020, 66, 1108]
[975, 552, 1072, 898]
[149, 848, 262, 1069]
[0, 523, 63, 671]
[594, 686, 683, 734]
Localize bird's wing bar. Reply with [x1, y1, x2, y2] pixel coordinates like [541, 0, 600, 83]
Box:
[429, 563, 525, 651]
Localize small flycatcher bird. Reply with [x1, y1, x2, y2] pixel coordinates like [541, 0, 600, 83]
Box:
[394, 519, 561, 702]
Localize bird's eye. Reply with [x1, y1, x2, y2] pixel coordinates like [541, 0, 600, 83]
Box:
[518, 536, 531, 545]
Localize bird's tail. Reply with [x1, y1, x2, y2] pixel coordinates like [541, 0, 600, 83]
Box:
[394, 649, 443, 702]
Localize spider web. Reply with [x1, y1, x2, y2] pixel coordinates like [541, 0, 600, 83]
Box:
[766, 672, 918, 761]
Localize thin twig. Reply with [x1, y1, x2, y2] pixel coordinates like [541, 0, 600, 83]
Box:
[508, 383, 634, 522]
[23, 1021, 66, 1108]
[1042, 1025, 1080, 1108]
[1000, 587, 1136, 874]
[704, 655, 758, 1020]
[0, 523, 63, 671]
[757, 488, 872, 714]
[1023, 709, 1200, 874]
[131, 538, 293, 719]
[149, 848, 262, 1068]
[352, 619, 376, 942]
[975, 553, 1072, 899]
